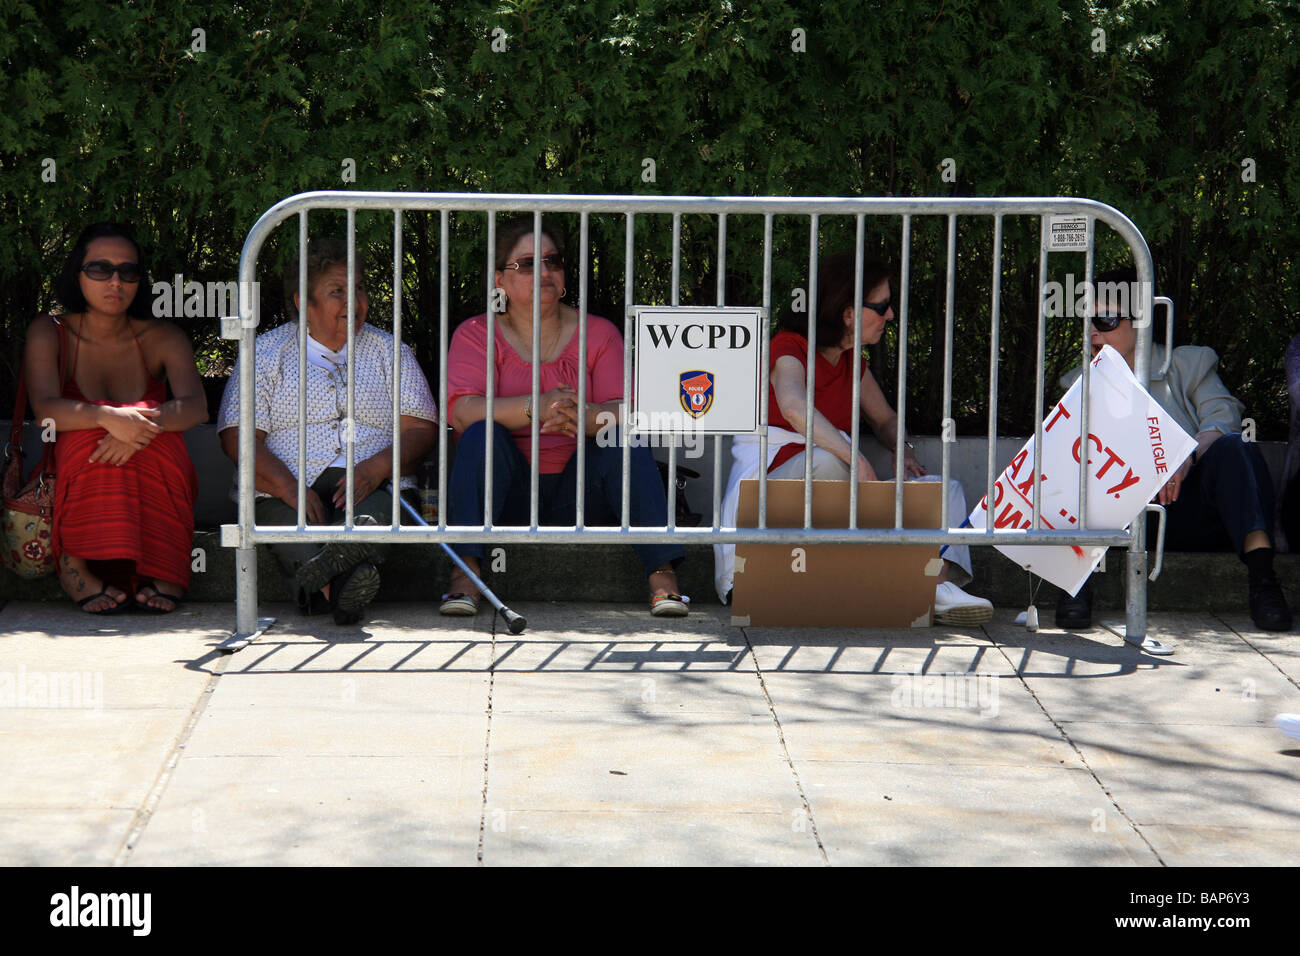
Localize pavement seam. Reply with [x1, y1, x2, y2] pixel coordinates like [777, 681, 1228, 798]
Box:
[991, 639, 1167, 866]
[475, 613, 498, 866]
[742, 628, 830, 865]
[1209, 611, 1300, 693]
[111, 651, 232, 867]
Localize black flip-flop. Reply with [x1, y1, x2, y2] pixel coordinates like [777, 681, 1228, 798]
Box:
[77, 590, 130, 615]
[134, 584, 181, 614]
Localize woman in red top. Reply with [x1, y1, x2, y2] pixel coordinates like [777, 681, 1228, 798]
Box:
[23, 223, 206, 613]
[716, 251, 991, 624]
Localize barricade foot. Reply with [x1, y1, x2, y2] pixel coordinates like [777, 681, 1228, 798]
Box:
[217, 616, 277, 653]
[1099, 619, 1175, 656]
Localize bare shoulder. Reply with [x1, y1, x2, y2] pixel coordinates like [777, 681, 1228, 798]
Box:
[24, 313, 71, 359]
[26, 313, 60, 344]
[132, 317, 195, 353]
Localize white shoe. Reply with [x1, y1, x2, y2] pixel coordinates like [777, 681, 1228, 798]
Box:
[1276, 714, 1300, 740]
[933, 581, 994, 626]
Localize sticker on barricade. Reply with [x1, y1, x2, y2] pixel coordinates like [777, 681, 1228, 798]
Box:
[967, 345, 1196, 596]
[632, 306, 764, 435]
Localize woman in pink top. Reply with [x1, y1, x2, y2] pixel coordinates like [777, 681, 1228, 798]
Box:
[443, 219, 687, 617]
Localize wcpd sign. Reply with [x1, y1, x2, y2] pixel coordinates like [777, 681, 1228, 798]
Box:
[633, 306, 765, 435]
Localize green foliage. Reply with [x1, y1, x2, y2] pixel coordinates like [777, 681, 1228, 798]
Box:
[1, 0, 1296, 436]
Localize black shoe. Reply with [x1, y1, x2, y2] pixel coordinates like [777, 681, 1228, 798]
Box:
[297, 541, 382, 596]
[1249, 577, 1293, 631]
[330, 562, 381, 625]
[1055, 580, 1093, 629]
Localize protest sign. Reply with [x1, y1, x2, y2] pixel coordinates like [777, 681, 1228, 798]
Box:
[966, 345, 1197, 596]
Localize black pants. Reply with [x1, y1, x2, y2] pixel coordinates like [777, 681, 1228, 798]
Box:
[1281, 469, 1300, 551]
[1146, 433, 1273, 555]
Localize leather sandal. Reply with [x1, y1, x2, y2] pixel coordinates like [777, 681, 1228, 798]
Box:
[134, 584, 181, 614]
[78, 589, 129, 615]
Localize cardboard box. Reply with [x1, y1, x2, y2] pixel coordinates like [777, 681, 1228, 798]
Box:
[731, 479, 943, 628]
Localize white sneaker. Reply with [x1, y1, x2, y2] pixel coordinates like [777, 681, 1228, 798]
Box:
[933, 581, 994, 626]
[1276, 714, 1300, 740]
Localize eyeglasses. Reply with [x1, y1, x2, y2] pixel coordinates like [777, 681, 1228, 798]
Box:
[865, 298, 892, 315]
[503, 254, 564, 274]
[81, 260, 142, 282]
[1091, 312, 1130, 333]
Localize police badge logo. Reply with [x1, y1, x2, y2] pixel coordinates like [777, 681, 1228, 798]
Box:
[679, 370, 714, 419]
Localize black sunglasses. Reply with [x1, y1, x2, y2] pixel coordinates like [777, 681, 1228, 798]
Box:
[865, 297, 892, 315]
[81, 260, 142, 282]
[503, 254, 564, 275]
[1091, 312, 1130, 333]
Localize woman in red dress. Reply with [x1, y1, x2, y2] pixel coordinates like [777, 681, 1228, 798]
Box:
[23, 223, 207, 613]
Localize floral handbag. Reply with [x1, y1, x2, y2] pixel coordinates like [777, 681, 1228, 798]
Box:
[3, 324, 62, 578]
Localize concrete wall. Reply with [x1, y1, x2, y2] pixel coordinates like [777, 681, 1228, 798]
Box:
[6, 421, 1288, 531]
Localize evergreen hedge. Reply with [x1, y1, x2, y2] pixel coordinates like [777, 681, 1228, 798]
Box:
[2, 0, 1296, 436]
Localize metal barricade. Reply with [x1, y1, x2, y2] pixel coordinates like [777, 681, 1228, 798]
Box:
[220, 193, 1156, 645]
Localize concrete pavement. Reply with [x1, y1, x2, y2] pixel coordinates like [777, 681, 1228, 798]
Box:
[1, 600, 1297, 866]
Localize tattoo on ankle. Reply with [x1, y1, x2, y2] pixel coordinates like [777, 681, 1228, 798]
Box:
[60, 554, 88, 595]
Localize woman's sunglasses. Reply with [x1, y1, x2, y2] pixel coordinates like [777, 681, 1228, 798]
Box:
[1091, 312, 1129, 333]
[81, 260, 142, 282]
[865, 298, 892, 315]
[502, 254, 564, 275]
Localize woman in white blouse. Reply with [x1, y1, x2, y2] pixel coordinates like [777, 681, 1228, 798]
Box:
[217, 239, 439, 624]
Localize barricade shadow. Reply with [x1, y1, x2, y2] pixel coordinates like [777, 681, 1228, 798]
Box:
[180, 630, 1175, 680]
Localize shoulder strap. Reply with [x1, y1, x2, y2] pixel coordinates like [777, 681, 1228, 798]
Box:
[127, 319, 151, 374]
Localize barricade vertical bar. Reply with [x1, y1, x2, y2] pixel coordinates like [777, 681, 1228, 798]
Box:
[804, 215, 819, 529]
[1078, 217, 1095, 531]
[849, 214, 864, 528]
[575, 211, 589, 528]
[484, 214, 496, 527]
[438, 210, 449, 531]
[344, 208, 356, 527]
[671, 213, 682, 299]
[713, 213, 726, 530]
[941, 214, 957, 529]
[390, 209, 403, 527]
[296, 212, 308, 529]
[530, 211, 542, 530]
[622, 213, 634, 529]
[667, 212, 681, 530]
[235, 230, 261, 638]
[758, 213, 773, 529]
[895, 215, 911, 529]
[1032, 216, 1048, 529]
[1127, 245, 1156, 642]
[986, 215, 1003, 532]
